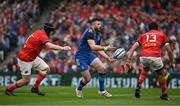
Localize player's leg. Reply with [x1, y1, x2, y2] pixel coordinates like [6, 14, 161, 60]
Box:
[152, 57, 169, 100]
[31, 57, 49, 96]
[75, 57, 91, 97]
[135, 57, 150, 98]
[5, 75, 31, 96]
[135, 67, 149, 98]
[77, 70, 91, 90]
[155, 68, 169, 100]
[76, 70, 91, 97]
[90, 58, 112, 97]
[5, 59, 32, 96]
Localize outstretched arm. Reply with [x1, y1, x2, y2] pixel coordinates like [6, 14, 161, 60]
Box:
[126, 42, 139, 62]
[164, 43, 175, 71]
[124, 42, 139, 71]
[164, 43, 174, 63]
[87, 39, 117, 51]
[45, 42, 71, 51]
[96, 50, 116, 62]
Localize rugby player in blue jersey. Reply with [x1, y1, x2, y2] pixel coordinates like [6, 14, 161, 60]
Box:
[75, 18, 117, 98]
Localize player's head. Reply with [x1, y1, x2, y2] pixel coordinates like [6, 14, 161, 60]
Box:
[90, 18, 103, 32]
[43, 23, 54, 36]
[148, 22, 158, 30]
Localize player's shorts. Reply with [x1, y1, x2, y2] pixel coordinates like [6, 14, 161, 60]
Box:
[75, 53, 97, 72]
[140, 56, 164, 71]
[18, 57, 49, 75]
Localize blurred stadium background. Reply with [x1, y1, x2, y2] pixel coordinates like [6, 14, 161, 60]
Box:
[0, 0, 179, 105]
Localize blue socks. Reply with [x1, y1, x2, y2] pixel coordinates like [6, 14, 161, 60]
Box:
[77, 73, 105, 91]
[77, 80, 86, 90]
[98, 73, 105, 91]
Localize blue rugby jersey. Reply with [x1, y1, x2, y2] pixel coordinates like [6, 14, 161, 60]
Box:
[75, 28, 101, 56]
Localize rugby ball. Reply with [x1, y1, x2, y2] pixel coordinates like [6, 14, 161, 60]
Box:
[113, 48, 126, 59]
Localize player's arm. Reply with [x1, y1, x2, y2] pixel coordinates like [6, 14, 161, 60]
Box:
[164, 43, 175, 70]
[96, 50, 109, 59]
[124, 42, 139, 71]
[164, 43, 173, 63]
[45, 42, 71, 51]
[87, 40, 116, 51]
[96, 50, 116, 62]
[126, 42, 139, 62]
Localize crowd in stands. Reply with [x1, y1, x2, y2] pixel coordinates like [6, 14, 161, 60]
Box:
[1, 0, 180, 75]
[0, 0, 40, 70]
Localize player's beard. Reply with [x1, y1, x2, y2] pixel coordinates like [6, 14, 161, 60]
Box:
[95, 27, 103, 33]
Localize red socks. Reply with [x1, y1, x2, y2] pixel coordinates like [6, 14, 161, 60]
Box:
[138, 70, 148, 85]
[160, 81, 167, 94]
[34, 73, 46, 88]
[7, 72, 46, 91]
[7, 83, 19, 91]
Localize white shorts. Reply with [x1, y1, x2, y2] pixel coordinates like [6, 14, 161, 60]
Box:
[18, 57, 49, 75]
[140, 57, 164, 71]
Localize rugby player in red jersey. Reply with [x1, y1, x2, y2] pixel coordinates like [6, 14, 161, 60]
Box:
[126, 22, 175, 100]
[5, 23, 71, 96]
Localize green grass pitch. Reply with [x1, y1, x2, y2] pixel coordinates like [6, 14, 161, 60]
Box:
[0, 86, 180, 106]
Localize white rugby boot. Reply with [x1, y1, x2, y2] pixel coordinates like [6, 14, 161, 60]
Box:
[98, 90, 112, 97]
[76, 88, 83, 98]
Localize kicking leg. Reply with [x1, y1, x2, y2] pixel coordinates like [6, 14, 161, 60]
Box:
[135, 67, 149, 98]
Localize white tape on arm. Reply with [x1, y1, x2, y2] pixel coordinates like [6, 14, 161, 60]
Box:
[164, 42, 170, 47]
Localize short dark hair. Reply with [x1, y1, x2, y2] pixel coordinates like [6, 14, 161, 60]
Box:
[149, 22, 158, 30]
[89, 17, 103, 24]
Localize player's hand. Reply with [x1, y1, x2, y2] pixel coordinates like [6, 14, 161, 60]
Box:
[62, 46, 71, 51]
[104, 45, 117, 51]
[107, 57, 117, 63]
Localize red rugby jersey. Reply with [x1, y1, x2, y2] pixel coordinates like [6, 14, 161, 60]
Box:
[137, 30, 169, 57]
[18, 30, 49, 62]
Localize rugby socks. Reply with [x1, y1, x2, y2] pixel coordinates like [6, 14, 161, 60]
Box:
[98, 73, 105, 91]
[77, 80, 86, 90]
[138, 70, 148, 85]
[34, 72, 46, 88]
[159, 75, 167, 94]
[160, 81, 167, 94]
[7, 82, 20, 91]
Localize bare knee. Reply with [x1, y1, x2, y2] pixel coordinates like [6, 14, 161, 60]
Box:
[21, 76, 31, 85]
[98, 67, 106, 74]
[23, 78, 30, 85]
[84, 77, 91, 83]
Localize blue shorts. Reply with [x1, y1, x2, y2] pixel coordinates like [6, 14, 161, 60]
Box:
[75, 53, 97, 72]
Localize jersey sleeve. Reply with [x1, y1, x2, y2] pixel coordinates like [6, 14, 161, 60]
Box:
[40, 31, 50, 44]
[97, 36, 101, 45]
[162, 34, 170, 45]
[137, 35, 142, 45]
[86, 30, 94, 40]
